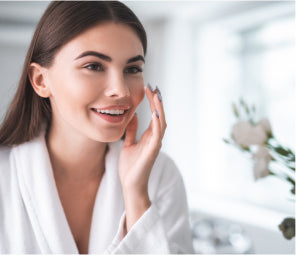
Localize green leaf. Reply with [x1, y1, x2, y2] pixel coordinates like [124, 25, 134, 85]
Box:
[223, 138, 230, 144]
[244, 103, 250, 114]
[252, 105, 256, 113]
[232, 103, 239, 118]
[274, 146, 290, 156]
[239, 98, 245, 107]
[287, 177, 295, 186]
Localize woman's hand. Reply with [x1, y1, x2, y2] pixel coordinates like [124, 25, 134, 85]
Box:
[118, 84, 166, 232]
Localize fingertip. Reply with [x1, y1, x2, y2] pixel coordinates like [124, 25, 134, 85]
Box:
[155, 110, 160, 119]
[147, 83, 154, 93]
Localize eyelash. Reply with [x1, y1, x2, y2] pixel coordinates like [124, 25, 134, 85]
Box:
[124, 66, 143, 74]
[83, 63, 143, 74]
[84, 63, 103, 71]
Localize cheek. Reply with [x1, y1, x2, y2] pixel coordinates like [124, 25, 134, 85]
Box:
[131, 83, 145, 106]
[49, 71, 102, 109]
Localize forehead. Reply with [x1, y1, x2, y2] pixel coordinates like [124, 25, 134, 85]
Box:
[56, 22, 144, 61]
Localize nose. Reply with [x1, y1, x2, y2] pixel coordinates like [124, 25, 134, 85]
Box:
[105, 71, 130, 98]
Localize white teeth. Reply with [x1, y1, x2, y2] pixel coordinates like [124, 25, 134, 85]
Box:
[94, 109, 125, 115]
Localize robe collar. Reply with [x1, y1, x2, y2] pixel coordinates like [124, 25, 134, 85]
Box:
[11, 129, 125, 253]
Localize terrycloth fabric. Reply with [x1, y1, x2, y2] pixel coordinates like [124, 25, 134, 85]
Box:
[0, 131, 194, 254]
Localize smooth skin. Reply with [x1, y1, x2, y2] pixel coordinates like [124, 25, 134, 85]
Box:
[28, 22, 166, 254]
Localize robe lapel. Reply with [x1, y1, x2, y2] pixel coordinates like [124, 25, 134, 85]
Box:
[88, 141, 125, 253]
[11, 133, 78, 254]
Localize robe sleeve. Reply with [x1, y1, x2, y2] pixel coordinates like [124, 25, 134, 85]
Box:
[106, 157, 194, 254]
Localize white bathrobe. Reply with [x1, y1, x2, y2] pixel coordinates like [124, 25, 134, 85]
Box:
[0, 130, 194, 254]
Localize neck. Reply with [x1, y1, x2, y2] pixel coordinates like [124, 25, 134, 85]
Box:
[46, 123, 107, 183]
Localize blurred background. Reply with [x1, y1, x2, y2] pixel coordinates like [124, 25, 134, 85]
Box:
[0, 0, 295, 253]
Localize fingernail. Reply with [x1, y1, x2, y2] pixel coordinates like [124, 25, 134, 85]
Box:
[156, 86, 162, 102]
[147, 83, 153, 93]
[155, 110, 159, 119]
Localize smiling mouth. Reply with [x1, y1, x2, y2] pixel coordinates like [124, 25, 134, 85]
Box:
[91, 108, 128, 116]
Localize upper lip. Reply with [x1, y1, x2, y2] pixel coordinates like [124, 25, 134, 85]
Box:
[91, 105, 131, 111]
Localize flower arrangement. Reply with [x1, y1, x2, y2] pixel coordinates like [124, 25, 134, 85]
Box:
[224, 99, 295, 240]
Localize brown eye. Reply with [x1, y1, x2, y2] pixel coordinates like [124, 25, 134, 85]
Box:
[125, 66, 143, 74]
[84, 63, 103, 71]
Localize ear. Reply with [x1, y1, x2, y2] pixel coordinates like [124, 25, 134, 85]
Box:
[28, 62, 51, 98]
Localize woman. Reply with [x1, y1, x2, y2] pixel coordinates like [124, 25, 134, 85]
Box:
[0, 1, 194, 253]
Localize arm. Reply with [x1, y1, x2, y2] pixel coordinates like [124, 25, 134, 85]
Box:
[107, 156, 194, 253]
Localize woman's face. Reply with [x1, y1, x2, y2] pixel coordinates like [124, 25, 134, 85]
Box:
[44, 22, 145, 142]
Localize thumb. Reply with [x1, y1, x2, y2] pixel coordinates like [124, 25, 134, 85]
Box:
[123, 113, 138, 147]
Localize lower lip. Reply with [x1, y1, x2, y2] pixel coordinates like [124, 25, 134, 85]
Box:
[92, 109, 128, 123]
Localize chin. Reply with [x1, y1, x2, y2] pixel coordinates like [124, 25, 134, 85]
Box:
[93, 130, 125, 143]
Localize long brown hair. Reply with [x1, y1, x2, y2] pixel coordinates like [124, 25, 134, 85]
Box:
[0, 1, 147, 146]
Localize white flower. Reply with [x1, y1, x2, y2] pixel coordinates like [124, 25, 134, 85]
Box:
[231, 121, 268, 148]
[258, 118, 272, 136]
[252, 146, 271, 180]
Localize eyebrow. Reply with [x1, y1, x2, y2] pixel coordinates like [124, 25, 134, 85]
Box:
[74, 51, 145, 64]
